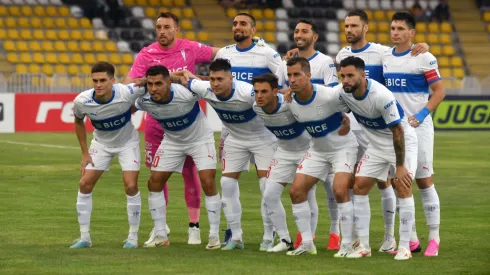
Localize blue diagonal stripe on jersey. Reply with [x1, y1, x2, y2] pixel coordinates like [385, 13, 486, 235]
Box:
[90, 108, 132, 131]
[265, 122, 305, 140]
[213, 107, 257, 124]
[302, 112, 343, 138]
[384, 73, 429, 93]
[352, 102, 405, 129]
[365, 65, 384, 84]
[156, 102, 200, 131]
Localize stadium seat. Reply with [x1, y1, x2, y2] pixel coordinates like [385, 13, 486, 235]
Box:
[29, 41, 42, 51]
[251, 9, 263, 20]
[20, 52, 32, 63]
[43, 17, 55, 28]
[197, 31, 209, 41]
[29, 64, 41, 74]
[414, 33, 426, 43]
[427, 34, 439, 44]
[122, 53, 134, 64]
[374, 10, 386, 21]
[19, 17, 29, 28]
[42, 64, 54, 76]
[42, 41, 54, 51]
[93, 41, 104, 52]
[366, 33, 376, 42]
[377, 21, 390, 32]
[265, 21, 276, 31]
[132, 6, 144, 18]
[46, 6, 57, 17]
[451, 56, 463, 67]
[34, 5, 45, 16]
[441, 22, 452, 33]
[106, 41, 118, 52]
[67, 18, 79, 28]
[68, 64, 79, 76]
[344, 0, 355, 9]
[16, 41, 28, 51]
[16, 64, 28, 73]
[327, 32, 339, 43]
[443, 45, 455, 56]
[356, 0, 368, 9]
[275, 8, 288, 20]
[368, 0, 380, 9]
[431, 45, 442, 56]
[438, 56, 450, 67]
[58, 30, 70, 40]
[8, 6, 21, 16]
[67, 41, 79, 51]
[83, 30, 95, 40]
[170, 8, 182, 18]
[0, 6, 7, 16]
[227, 8, 237, 18]
[440, 34, 451, 44]
[453, 68, 465, 78]
[377, 33, 390, 44]
[416, 22, 427, 33]
[428, 22, 440, 33]
[484, 11, 490, 22]
[109, 54, 122, 65]
[80, 41, 92, 51]
[0, 29, 5, 40]
[7, 53, 19, 63]
[145, 7, 157, 18]
[54, 41, 66, 52]
[84, 53, 96, 64]
[59, 6, 70, 17]
[183, 7, 194, 18]
[72, 53, 84, 64]
[31, 17, 41, 28]
[255, 21, 264, 31]
[174, 0, 186, 7]
[184, 31, 196, 41]
[45, 52, 57, 64]
[33, 52, 45, 63]
[119, 65, 131, 76]
[96, 53, 109, 62]
[8, 29, 20, 40]
[5, 17, 16, 28]
[54, 64, 67, 75]
[327, 21, 339, 32]
[264, 32, 276, 43]
[45, 30, 57, 40]
[180, 19, 193, 30]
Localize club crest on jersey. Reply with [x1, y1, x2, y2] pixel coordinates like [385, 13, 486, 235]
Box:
[181, 49, 187, 62]
[317, 106, 324, 116]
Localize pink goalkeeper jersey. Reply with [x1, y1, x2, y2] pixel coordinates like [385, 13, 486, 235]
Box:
[128, 38, 213, 123]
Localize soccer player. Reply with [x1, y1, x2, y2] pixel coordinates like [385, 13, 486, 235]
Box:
[285, 57, 359, 256]
[336, 9, 429, 252]
[178, 59, 277, 251]
[334, 56, 418, 260]
[133, 65, 222, 249]
[276, 19, 342, 250]
[71, 62, 146, 249]
[123, 12, 221, 245]
[383, 12, 445, 257]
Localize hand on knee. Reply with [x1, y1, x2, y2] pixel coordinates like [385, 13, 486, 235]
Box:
[394, 184, 412, 198]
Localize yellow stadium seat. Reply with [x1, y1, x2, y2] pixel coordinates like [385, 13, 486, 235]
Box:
[119, 65, 131, 76]
[18, 17, 29, 28]
[255, 21, 264, 31]
[339, 33, 347, 43]
[255, 32, 263, 39]
[264, 8, 275, 19]
[33, 6, 45, 16]
[58, 30, 70, 40]
[45, 53, 57, 63]
[31, 17, 42, 28]
[67, 18, 79, 29]
[80, 18, 92, 28]
[7, 53, 19, 63]
[416, 22, 427, 33]
[176, 32, 183, 39]
[8, 29, 20, 40]
[366, 33, 376, 42]
[93, 41, 104, 52]
[29, 64, 41, 74]
[33, 52, 45, 63]
[147, 0, 158, 5]
[183, 8, 194, 18]
[20, 29, 32, 40]
[251, 9, 263, 20]
[0, 18, 3, 28]
[146, 7, 157, 18]
[46, 6, 58, 17]
[0, 6, 7, 16]
[59, 6, 70, 16]
[16, 64, 28, 74]
[42, 64, 54, 76]
[72, 53, 84, 64]
[264, 32, 276, 43]
[80, 41, 92, 52]
[54, 65, 67, 75]
[96, 53, 109, 62]
[378, 21, 390, 32]
[174, 0, 186, 7]
[339, 21, 345, 31]
[20, 53, 32, 63]
[484, 11, 490, 22]
[440, 33, 451, 44]
[374, 10, 386, 21]
[42, 41, 54, 52]
[453, 68, 465, 78]
[123, 0, 136, 5]
[198, 31, 209, 41]
[45, 30, 57, 40]
[438, 56, 449, 67]
[0, 29, 5, 40]
[55, 18, 66, 28]
[440, 22, 452, 33]
[428, 22, 440, 33]
[431, 45, 442, 56]
[43, 18, 55, 28]
[54, 41, 67, 52]
[181, 19, 193, 30]
[122, 53, 134, 64]
[227, 8, 238, 18]
[106, 41, 118, 52]
[67, 41, 79, 52]
[184, 31, 196, 40]
[8, 6, 21, 16]
[158, 7, 169, 14]
[68, 65, 79, 76]
[70, 76, 83, 87]
[136, 0, 147, 5]
[21, 5, 33, 16]
[368, 21, 377, 32]
[3, 41, 15, 51]
[17, 41, 29, 51]
[71, 30, 83, 40]
[264, 21, 276, 31]
[386, 10, 396, 19]
[162, 0, 173, 5]
[29, 41, 42, 51]
[110, 54, 122, 65]
[84, 53, 96, 64]
[451, 56, 463, 67]
[443, 45, 455, 56]
[6, 17, 16, 28]
[377, 33, 390, 44]
[169, 7, 181, 18]
[427, 34, 439, 44]
[364, 10, 373, 20]
[83, 30, 95, 40]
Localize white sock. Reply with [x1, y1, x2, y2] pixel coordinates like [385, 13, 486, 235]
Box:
[127, 191, 141, 240]
[349, 189, 358, 239]
[205, 194, 221, 236]
[76, 191, 92, 241]
[420, 185, 440, 243]
[292, 201, 312, 244]
[259, 177, 274, 241]
[354, 195, 370, 248]
[264, 180, 290, 242]
[221, 177, 242, 241]
[148, 191, 167, 237]
[398, 196, 415, 250]
[307, 184, 319, 236]
[323, 174, 340, 235]
[338, 201, 354, 245]
[397, 197, 419, 242]
[379, 185, 396, 240]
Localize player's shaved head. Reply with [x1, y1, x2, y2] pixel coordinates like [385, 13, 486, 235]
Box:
[286, 57, 311, 74]
[146, 65, 170, 79]
[91, 61, 115, 78]
[252, 73, 279, 90]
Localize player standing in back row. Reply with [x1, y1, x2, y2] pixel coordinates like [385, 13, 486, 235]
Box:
[383, 12, 445, 257]
[71, 62, 146, 249]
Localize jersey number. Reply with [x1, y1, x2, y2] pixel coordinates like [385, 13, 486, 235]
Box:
[152, 156, 160, 168]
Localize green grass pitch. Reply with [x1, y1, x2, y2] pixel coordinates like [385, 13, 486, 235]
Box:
[0, 132, 489, 274]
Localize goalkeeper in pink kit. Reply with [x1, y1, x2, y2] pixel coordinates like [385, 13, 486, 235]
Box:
[123, 12, 220, 245]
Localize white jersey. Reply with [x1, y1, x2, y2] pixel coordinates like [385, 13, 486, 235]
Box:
[73, 83, 144, 147]
[188, 78, 276, 142]
[335, 79, 417, 151]
[288, 84, 358, 152]
[215, 43, 282, 83]
[135, 83, 213, 145]
[382, 48, 442, 117]
[276, 51, 338, 88]
[253, 94, 310, 152]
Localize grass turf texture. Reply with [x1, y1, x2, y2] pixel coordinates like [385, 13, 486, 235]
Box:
[0, 132, 489, 274]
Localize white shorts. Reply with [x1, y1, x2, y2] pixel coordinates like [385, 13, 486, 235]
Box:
[222, 137, 277, 173]
[356, 146, 417, 181]
[296, 147, 358, 181]
[414, 116, 434, 179]
[267, 147, 307, 184]
[152, 141, 216, 172]
[352, 129, 369, 162]
[85, 139, 141, 171]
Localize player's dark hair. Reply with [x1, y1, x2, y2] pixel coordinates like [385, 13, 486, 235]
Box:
[209, 58, 232, 72]
[146, 65, 170, 79]
[286, 57, 311, 74]
[346, 9, 369, 24]
[157, 12, 179, 25]
[91, 61, 115, 77]
[236, 12, 256, 27]
[297, 19, 318, 34]
[252, 73, 279, 90]
[339, 56, 365, 71]
[392, 11, 416, 29]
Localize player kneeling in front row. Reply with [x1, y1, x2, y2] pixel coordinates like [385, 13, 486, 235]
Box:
[336, 56, 418, 260]
[71, 62, 146, 248]
[135, 66, 222, 249]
